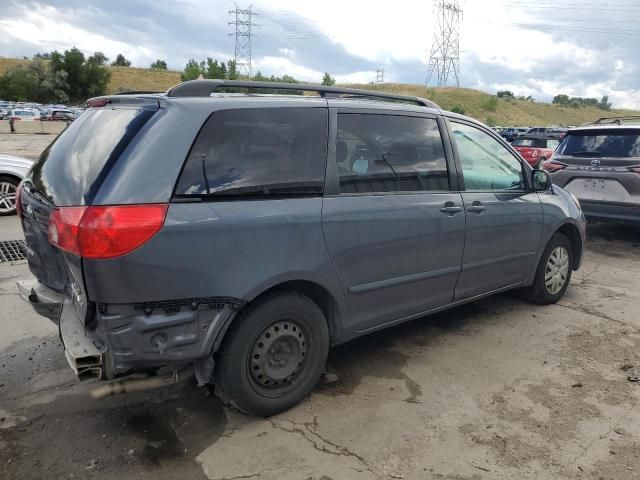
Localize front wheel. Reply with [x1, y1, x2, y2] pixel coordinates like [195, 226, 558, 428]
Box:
[524, 233, 573, 304]
[214, 291, 329, 416]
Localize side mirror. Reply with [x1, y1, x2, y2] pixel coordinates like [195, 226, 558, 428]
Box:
[532, 169, 552, 191]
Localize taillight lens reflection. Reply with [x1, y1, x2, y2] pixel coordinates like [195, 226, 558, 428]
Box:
[48, 204, 168, 259]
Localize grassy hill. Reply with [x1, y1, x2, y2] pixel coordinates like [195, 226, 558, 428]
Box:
[345, 83, 639, 127]
[2, 57, 638, 126]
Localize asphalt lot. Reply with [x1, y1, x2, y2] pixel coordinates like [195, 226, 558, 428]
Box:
[1, 138, 640, 479]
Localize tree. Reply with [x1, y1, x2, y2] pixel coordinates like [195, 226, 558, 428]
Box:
[496, 90, 515, 100]
[321, 72, 335, 86]
[150, 59, 167, 70]
[181, 59, 203, 81]
[599, 95, 612, 111]
[111, 53, 131, 67]
[227, 60, 238, 79]
[0, 57, 69, 103]
[91, 51, 109, 66]
[516, 95, 534, 102]
[205, 58, 227, 79]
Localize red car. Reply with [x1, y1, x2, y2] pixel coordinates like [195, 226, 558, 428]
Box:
[511, 136, 560, 167]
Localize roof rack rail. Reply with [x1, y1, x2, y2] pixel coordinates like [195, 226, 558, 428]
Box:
[114, 90, 163, 95]
[165, 80, 440, 109]
[586, 115, 640, 126]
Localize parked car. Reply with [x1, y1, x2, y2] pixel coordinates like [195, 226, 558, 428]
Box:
[17, 81, 586, 416]
[7, 109, 39, 121]
[544, 116, 640, 223]
[512, 136, 560, 167]
[500, 127, 520, 142]
[0, 154, 32, 215]
[41, 108, 75, 121]
[527, 127, 564, 139]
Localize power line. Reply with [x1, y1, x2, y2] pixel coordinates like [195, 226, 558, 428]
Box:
[229, 4, 259, 77]
[426, 0, 462, 87]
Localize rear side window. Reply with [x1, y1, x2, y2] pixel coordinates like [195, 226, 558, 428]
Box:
[30, 107, 154, 206]
[335, 114, 449, 194]
[557, 129, 640, 157]
[175, 108, 328, 198]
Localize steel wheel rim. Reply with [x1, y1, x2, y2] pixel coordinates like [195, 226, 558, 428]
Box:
[248, 318, 308, 396]
[544, 246, 569, 295]
[0, 182, 17, 214]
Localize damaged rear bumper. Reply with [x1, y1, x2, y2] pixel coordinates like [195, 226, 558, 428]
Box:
[18, 278, 240, 383]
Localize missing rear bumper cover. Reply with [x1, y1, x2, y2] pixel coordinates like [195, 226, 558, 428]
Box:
[133, 296, 245, 315]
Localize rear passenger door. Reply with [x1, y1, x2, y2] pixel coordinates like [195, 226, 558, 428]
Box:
[321, 109, 465, 332]
[447, 119, 543, 300]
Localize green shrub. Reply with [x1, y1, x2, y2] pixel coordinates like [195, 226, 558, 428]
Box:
[451, 105, 465, 115]
[482, 96, 498, 112]
[485, 116, 497, 126]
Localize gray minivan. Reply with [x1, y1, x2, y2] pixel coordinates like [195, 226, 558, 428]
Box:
[17, 81, 586, 415]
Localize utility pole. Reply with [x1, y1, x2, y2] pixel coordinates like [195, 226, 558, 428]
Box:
[426, 0, 462, 87]
[229, 4, 258, 77]
[375, 67, 385, 84]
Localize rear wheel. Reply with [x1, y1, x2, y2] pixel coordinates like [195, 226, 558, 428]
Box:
[524, 233, 573, 304]
[214, 291, 329, 416]
[0, 176, 19, 216]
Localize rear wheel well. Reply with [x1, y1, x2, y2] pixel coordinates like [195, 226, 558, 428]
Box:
[556, 223, 582, 269]
[252, 280, 339, 343]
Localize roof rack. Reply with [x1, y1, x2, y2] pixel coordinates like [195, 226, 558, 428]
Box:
[586, 115, 640, 126]
[165, 80, 440, 109]
[114, 90, 163, 95]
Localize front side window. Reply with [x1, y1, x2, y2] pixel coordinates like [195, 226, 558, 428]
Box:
[175, 108, 328, 197]
[336, 114, 449, 193]
[451, 122, 525, 191]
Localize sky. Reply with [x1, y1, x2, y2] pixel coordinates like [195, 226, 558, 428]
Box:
[0, 0, 639, 108]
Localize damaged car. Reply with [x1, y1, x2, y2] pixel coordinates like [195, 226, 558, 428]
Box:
[17, 80, 586, 416]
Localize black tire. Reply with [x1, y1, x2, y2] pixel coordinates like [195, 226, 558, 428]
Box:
[524, 233, 573, 304]
[214, 291, 329, 416]
[0, 176, 19, 216]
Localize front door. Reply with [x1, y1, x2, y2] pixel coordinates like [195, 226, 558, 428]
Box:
[322, 111, 465, 331]
[448, 119, 543, 300]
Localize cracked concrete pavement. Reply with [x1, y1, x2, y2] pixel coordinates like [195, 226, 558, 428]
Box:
[1, 214, 640, 480]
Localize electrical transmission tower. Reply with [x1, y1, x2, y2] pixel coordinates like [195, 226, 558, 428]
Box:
[229, 4, 258, 77]
[375, 67, 385, 84]
[426, 0, 462, 87]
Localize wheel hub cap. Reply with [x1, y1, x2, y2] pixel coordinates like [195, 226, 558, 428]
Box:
[544, 246, 569, 295]
[0, 182, 16, 213]
[250, 320, 306, 388]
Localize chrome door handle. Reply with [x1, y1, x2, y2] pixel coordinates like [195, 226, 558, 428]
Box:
[467, 202, 486, 213]
[440, 205, 463, 215]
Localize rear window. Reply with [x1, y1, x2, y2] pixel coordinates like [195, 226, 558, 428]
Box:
[557, 129, 640, 158]
[29, 107, 154, 205]
[175, 107, 328, 198]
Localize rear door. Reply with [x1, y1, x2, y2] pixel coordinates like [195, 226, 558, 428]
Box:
[447, 118, 543, 300]
[322, 108, 465, 331]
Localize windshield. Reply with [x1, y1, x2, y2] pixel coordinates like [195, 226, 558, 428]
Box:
[557, 129, 640, 157]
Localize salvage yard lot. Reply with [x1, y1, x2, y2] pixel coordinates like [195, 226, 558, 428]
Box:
[1, 138, 640, 480]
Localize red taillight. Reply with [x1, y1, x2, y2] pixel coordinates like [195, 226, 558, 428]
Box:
[48, 204, 168, 259]
[15, 181, 24, 218]
[542, 160, 567, 173]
